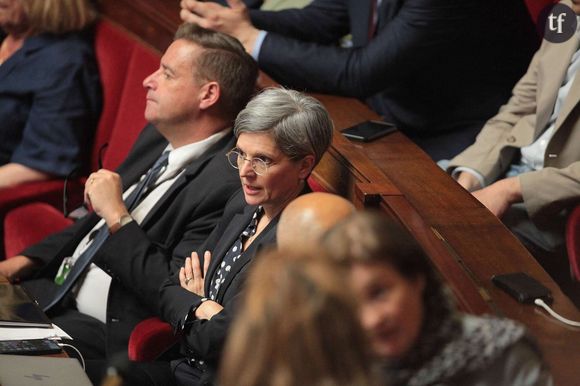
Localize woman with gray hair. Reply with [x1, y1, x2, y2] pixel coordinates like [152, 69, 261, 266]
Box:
[159, 87, 334, 386]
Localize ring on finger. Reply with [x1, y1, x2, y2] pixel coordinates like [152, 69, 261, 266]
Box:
[185, 277, 193, 285]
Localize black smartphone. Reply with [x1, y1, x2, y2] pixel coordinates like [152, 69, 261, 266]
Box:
[0, 339, 62, 355]
[341, 120, 397, 142]
[492, 272, 553, 304]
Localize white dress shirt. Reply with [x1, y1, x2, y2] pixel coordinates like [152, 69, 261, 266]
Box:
[63, 129, 230, 323]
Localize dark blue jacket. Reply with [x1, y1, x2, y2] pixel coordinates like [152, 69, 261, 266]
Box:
[249, 0, 538, 157]
[0, 31, 102, 176]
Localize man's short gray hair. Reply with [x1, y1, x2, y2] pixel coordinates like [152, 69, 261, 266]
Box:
[234, 88, 334, 165]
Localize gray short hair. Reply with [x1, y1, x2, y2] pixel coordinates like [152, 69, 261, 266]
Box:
[234, 88, 333, 165]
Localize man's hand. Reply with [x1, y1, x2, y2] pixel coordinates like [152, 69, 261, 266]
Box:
[471, 177, 522, 218]
[456, 171, 481, 192]
[180, 0, 260, 52]
[180, 251, 211, 297]
[0, 255, 38, 282]
[84, 170, 129, 228]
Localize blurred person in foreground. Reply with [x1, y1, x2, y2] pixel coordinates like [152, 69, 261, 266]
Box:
[219, 249, 378, 386]
[160, 87, 334, 386]
[0, 0, 101, 188]
[323, 212, 553, 386]
[276, 191, 355, 251]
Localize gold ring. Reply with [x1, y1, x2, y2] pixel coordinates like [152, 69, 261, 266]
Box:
[185, 277, 193, 285]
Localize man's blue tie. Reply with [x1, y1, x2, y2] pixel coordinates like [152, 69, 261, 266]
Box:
[43, 151, 170, 312]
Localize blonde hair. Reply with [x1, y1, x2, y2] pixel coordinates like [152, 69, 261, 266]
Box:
[219, 250, 377, 386]
[21, 0, 97, 35]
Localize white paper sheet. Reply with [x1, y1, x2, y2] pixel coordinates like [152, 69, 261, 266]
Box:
[0, 324, 72, 341]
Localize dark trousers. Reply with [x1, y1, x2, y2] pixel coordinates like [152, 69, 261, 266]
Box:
[49, 308, 107, 360]
[86, 359, 174, 386]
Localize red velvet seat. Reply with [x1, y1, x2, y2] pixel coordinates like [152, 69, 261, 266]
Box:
[566, 205, 580, 282]
[128, 317, 179, 362]
[4, 203, 73, 258]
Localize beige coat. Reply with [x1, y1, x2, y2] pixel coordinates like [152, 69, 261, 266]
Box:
[449, 15, 580, 228]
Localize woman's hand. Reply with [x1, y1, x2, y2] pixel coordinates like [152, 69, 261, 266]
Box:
[180, 250, 211, 296]
[195, 300, 224, 320]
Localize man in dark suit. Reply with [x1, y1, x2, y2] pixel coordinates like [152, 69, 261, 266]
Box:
[181, 0, 538, 160]
[0, 23, 258, 361]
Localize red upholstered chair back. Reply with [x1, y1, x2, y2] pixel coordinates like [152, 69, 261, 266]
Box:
[566, 205, 580, 281]
[93, 21, 132, 171]
[524, 0, 559, 26]
[93, 20, 161, 171]
[4, 203, 72, 258]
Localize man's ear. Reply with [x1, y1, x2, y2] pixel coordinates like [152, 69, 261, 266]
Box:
[199, 81, 221, 110]
[298, 155, 316, 180]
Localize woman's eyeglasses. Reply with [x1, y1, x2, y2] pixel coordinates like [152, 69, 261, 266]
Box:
[226, 148, 275, 176]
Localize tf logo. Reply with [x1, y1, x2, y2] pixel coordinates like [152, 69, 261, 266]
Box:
[544, 3, 577, 43]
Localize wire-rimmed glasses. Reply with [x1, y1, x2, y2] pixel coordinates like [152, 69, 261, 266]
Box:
[226, 148, 274, 176]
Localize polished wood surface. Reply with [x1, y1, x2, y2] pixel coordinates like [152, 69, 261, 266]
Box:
[98, 0, 178, 53]
[98, 1, 580, 383]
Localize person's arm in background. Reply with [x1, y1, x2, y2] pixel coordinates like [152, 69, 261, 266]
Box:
[0, 163, 51, 189]
[448, 41, 544, 187]
[449, 40, 580, 221]
[180, 0, 483, 99]
[0, 255, 42, 281]
[0, 211, 93, 281]
[182, 0, 348, 46]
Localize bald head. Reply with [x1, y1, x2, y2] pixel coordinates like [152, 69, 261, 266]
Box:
[277, 193, 355, 251]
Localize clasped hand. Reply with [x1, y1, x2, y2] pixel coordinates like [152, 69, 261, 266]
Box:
[84, 169, 128, 226]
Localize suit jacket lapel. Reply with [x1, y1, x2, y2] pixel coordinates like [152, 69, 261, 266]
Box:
[536, 37, 579, 134]
[554, 64, 580, 130]
[216, 213, 279, 302]
[137, 134, 235, 227]
[204, 208, 254, 292]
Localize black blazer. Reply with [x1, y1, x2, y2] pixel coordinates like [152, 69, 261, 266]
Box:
[21, 124, 240, 357]
[249, 0, 537, 150]
[160, 189, 279, 381]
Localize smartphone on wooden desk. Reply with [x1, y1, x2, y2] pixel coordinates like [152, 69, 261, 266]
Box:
[492, 272, 553, 304]
[341, 120, 397, 142]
